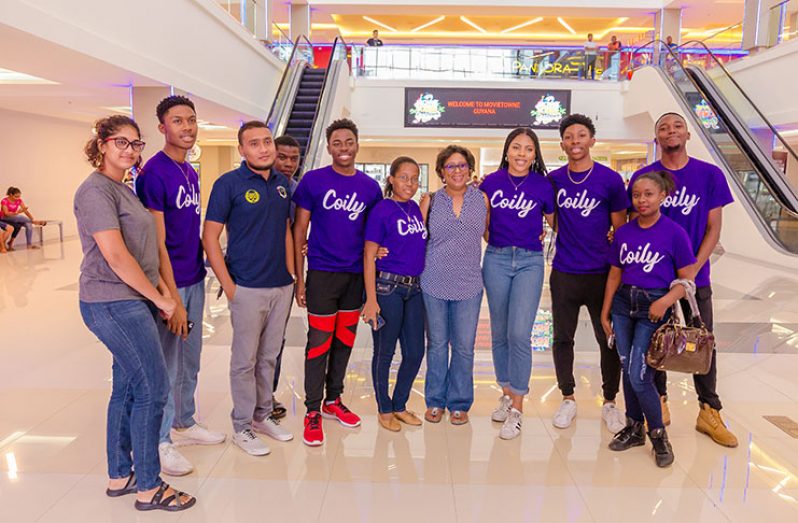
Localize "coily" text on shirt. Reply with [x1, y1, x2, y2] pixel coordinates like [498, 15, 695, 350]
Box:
[397, 215, 428, 239]
[176, 185, 200, 215]
[662, 186, 701, 216]
[619, 242, 665, 273]
[322, 189, 367, 221]
[490, 190, 538, 218]
[557, 188, 601, 217]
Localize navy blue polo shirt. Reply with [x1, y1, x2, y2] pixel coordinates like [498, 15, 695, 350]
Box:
[205, 162, 293, 288]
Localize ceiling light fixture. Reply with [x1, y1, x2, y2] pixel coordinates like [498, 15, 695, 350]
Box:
[0, 68, 58, 85]
[556, 17, 576, 35]
[362, 16, 398, 33]
[460, 16, 487, 34]
[410, 16, 446, 33]
[501, 17, 544, 34]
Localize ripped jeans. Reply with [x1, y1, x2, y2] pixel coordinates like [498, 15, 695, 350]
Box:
[611, 285, 670, 431]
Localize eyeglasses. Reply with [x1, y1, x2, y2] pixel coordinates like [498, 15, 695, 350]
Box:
[393, 176, 420, 184]
[444, 163, 469, 173]
[103, 137, 146, 152]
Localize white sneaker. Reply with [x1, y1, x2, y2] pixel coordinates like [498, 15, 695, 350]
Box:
[552, 399, 577, 429]
[252, 415, 294, 442]
[491, 395, 512, 422]
[602, 402, 627, 434]
[499, 408, 523, 440]
[233, 429, 271, 456]
[158, 442, 193, 476]
[171, 423, 226, 446]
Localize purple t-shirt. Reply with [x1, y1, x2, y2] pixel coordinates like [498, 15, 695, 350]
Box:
[293, 165, 382, 273]
[365, 198, 427, 277]
[550, 162, 629, 274]
[609, 215, 696, 289]
[480, 169, 555, 251]
[136, 151, 206, 288]
[630, 158, 733, 288]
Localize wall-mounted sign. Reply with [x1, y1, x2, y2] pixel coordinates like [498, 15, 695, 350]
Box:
[404, 88, 571, 129]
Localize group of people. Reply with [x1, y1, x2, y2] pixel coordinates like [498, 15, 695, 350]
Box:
[73, 93, 738, 511]
[0, 186, 47, 252]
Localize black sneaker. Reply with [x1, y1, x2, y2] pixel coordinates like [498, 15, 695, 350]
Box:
[648, 427, 675, 468]
[608, 418, 646, 451]
[272, 401, 287, 420]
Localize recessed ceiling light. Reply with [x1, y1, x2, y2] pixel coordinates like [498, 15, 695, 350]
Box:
[411, 16, 446, 33]
[460, 16, 487, 34]
[556, 17, 576, 35]
[362, 16, 397, 33]
[502, 18, 544, 34]
[0, 68, 58, 85]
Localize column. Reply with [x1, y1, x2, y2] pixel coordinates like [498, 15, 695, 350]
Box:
[742, 0, 784, 51]
[255, 0, 273, 42]
[132, 86, 172, 164]
[653, 8, 681, 63]
[289, 1, 310, 40]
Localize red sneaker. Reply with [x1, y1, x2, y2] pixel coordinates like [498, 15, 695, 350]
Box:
[303, 412, 324, 447]
[321, 398, 361, 427]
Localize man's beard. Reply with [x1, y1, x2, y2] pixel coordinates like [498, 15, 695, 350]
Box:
[660, 142, 684, 155]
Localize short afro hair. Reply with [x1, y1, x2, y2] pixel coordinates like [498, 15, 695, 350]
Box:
[156, 95, 196, 123]
[559, 113, 596, 138]
[325, 118, 359, 143]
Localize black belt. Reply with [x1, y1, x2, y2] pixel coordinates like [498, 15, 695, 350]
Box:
[377, 271, 419, 286]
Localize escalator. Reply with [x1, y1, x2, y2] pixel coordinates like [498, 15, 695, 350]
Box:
[267, 36, 351, 175]
[633, 40, 798, 254]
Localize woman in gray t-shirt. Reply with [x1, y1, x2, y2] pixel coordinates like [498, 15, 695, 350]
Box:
[74, 115, 195, 512]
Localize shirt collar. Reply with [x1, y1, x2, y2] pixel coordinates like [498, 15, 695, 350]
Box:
[238, 161, 275, 183]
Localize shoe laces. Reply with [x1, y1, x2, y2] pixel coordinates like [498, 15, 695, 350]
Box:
[333, 399, 352, 414]
[241, 429, 258, 441]
[307, 413, 321, 430]
[266, 415, 281, 425]
[614, 424, 636, 440]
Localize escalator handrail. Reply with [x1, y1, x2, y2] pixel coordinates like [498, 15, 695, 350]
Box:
[677, 39, 798, 163]
[627, 40, 798, 219]
[684, 65, 798, 219]
[267, 35, 314, 124]
[303, 36, 350, 173]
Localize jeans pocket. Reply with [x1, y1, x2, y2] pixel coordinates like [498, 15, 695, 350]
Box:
[376, 281, 396, 296]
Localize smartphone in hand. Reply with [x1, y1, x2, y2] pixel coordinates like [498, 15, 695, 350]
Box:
[368, 314, 386, 331]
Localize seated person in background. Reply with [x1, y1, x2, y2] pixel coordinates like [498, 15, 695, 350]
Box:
[367, 30, 383, 47]
[0, 222, 12, 253]
[0, 186, 46, 249]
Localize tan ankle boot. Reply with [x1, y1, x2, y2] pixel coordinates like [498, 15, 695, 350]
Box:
[696, 403, 738, 448]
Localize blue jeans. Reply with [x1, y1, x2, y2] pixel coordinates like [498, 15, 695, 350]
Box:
[483, 246, 544, 395]
[371, 278, 425, 414]
[158, 280, 206, 443]
[1, 215, 33, 245]
[611, 285, 670, 430]
[423, 290, 483, 412]
[79, 299, 168, 491]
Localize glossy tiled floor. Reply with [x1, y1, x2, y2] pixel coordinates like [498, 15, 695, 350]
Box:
[2, 240, 798, 522]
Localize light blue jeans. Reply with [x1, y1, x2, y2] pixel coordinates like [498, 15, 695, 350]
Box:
[483, 246, 545, 395]
[0, 215, 33, 245]
[80, 299, 167, 491]
[158, 280, 206, 443]
[423, 291, 483, 412]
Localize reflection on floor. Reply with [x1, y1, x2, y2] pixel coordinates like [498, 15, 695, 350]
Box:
[1, 240, 798, 522]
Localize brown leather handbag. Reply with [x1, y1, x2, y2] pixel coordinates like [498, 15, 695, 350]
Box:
[646, 280, 714, 375]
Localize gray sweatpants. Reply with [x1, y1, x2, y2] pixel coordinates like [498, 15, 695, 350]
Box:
[229, 284, 293, 432]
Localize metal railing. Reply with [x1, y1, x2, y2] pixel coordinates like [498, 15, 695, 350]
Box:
[351, 44, 631, 82]
[268, 23, 294, 62]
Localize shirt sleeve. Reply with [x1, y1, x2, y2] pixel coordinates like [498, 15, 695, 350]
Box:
[608, 172, 631, 212]
[608, 230, 623, 268]
[292, 175, 315, 211]
[542, 178, 556, 215]
[709, 165, 734, 209]
[672, 226, 698, 270]
[364, 204, 387, 244]
[135, 171, 167, 212]
[75, 185, 120, 234]
[205, 178, 232, 224]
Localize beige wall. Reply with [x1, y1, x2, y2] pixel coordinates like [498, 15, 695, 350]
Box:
[0, 108, 91, 238]
[196, 145, 239, 207]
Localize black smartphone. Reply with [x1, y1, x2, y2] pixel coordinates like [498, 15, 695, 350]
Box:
[368, 314, 386, 331]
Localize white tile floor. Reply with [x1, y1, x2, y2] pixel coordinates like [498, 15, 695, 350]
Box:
[2, 240, 798, 522]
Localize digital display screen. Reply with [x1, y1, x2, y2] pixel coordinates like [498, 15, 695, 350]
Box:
[404, 88, 571, 129]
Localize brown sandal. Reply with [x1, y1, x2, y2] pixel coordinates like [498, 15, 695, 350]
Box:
[134, 481, 196, 512]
